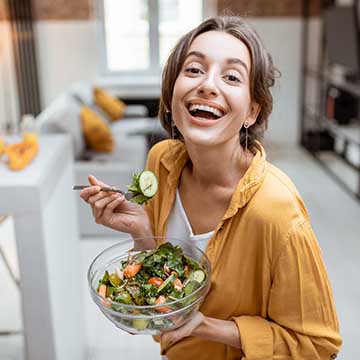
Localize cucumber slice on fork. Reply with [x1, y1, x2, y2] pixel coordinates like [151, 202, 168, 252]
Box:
[138, 170, 158, 198]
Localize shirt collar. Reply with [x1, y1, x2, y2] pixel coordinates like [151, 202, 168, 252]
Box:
[160, 140, 267, 218]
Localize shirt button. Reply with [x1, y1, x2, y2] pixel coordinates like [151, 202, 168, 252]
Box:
[330, 354, 337, 359]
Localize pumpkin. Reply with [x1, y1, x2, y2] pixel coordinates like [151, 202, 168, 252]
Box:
[5, 141, 38, 170]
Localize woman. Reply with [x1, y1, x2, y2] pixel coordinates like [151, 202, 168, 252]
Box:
[81, 16, 342, 360]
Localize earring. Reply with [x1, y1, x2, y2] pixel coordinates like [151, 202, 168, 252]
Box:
[244, 121, 250, 153]
[171, 120, 175, 139]
[169, 115, 176, 140]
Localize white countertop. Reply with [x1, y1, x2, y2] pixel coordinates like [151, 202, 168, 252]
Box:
[0, 134, 72, 212]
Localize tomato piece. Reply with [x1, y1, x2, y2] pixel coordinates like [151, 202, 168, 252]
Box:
[147, 277, 164, 287]
[98, 284, 107, 297]
[123, 263, 142, 278]
[98, 284, 111, 307]
[155, 295, 171, 313]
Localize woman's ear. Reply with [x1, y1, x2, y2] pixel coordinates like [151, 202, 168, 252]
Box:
[247, 102, 261, 126]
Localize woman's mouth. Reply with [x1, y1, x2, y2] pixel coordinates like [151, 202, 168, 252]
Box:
[186, 102, 227, 123]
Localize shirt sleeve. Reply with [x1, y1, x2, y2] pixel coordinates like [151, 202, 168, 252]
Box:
[232, 220, 342, 360]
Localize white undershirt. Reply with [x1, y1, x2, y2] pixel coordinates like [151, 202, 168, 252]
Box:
[166, 189, 214, 251]
[163, 189, 213, 360]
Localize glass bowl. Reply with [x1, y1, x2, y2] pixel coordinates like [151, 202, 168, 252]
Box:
[87, 236, 211, 335]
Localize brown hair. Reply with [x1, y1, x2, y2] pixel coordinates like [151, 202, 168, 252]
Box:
[159, 16, 279, 152]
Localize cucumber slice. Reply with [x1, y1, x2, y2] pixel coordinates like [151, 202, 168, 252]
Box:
[157, 273, 176, 294]
[184, 280, 201, 296]
[188, 269, 206, 283]
[139, 170, 158, 198]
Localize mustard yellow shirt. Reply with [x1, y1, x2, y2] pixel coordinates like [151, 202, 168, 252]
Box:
[145, 140, 342, 360]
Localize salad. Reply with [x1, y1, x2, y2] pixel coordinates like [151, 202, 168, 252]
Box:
[97, 242, 207, 312]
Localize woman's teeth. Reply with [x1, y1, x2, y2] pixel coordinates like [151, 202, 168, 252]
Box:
[188, 103, 224, 118]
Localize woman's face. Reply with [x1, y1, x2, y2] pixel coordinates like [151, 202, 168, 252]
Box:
[171, 30, 258, 148]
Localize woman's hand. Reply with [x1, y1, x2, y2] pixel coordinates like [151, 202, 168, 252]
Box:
[160, 311, 205, 349]
[160, 312, 242, 352]
[80, 175, 154, 244]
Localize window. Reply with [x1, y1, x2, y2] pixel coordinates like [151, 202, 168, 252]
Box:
[99, 0, 206, 76]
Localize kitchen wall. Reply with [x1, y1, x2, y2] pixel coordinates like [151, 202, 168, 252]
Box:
[1, 0, 323, 146]
[218, 0, 320, 16]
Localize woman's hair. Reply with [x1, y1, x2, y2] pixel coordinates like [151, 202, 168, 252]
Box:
[159, 16, 279, 152]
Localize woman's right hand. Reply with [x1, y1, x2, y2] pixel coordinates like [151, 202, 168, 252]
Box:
[80, 175, 154, 243]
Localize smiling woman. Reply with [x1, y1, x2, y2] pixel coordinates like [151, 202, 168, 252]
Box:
[169, 30, 259, 148]
[159, 17, 277, 153]
[148, 16, 341, 360]
[79, 15, 342, 360]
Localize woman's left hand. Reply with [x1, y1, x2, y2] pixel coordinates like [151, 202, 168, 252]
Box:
[160, 311, 205, 349]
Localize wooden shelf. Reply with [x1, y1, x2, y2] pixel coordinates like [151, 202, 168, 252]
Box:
[304, 107, 360, 149]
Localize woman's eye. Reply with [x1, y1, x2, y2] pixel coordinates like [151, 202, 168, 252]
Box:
[185, 67, 202, 75]
[225, 74, 241, 83]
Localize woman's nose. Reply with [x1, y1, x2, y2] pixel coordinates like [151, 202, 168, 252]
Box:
[197, 74, 218, 97]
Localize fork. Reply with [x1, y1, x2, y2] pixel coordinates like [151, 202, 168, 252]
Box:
[72, 185, 135, 200]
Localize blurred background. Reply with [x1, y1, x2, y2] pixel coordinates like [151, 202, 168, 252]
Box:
[0, 0, 359, 359]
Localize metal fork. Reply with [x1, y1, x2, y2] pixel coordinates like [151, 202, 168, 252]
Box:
[72, 185, 135, 200]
